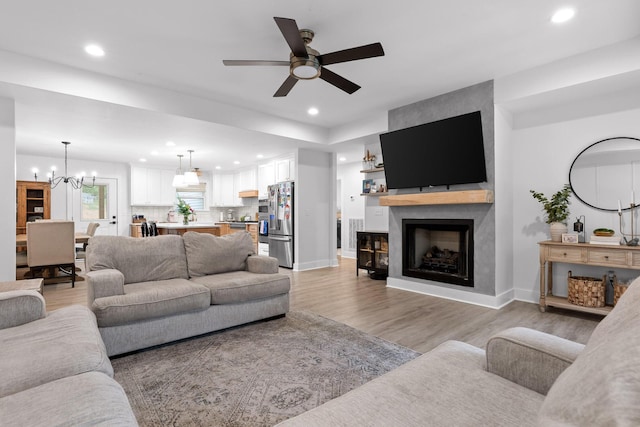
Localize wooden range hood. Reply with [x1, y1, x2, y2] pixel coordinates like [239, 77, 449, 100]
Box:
[238, 190, 259, 198]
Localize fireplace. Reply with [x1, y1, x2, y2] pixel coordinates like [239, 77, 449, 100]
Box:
[402, 219, 474, 287]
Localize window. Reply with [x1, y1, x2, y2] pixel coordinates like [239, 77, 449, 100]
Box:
[176, 184, 206, 210]
[81, 184, 108, 220]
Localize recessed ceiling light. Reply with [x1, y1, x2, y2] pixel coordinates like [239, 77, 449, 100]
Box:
[166, 141, 175, 147]
[551, 8, 575, 23]
[256, 154, 264, 159]
[150, 150, 159, 156]
[84, 44, 105, 57]
[308, 107, 319, 116]
[215, 166, 221, 170]
[139, 158, 147, 162]
[339, 157, 347, 162]
[233, 160, 240, 165]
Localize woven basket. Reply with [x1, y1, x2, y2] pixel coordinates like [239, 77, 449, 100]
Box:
[613, 281, 630, 306]
[567, 271, 606, 307]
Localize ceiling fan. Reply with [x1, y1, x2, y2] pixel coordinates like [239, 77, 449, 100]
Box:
[222, 17, 385, 97]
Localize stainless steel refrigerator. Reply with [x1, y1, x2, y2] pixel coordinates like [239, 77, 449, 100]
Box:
[268, 181, 294, 268]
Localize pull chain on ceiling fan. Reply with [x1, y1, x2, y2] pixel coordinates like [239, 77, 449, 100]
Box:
[223, 17, 385, 97]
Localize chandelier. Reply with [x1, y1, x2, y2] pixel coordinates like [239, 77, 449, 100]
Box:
[48, 141, 96, 189]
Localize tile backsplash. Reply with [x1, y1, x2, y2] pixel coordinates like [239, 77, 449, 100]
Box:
[131, 199, 259, 224]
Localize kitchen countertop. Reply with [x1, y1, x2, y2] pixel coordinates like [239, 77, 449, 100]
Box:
[215, 221, 258, 224]
[154, 222, 221, 229]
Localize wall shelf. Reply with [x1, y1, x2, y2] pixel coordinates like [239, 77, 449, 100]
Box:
[360, 167, 385, 173]
[360, 192, 389, 197]
[378, 189, 494, 206]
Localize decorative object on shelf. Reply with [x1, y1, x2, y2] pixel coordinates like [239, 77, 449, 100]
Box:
[362, 150, 376, 171]
[617, 194, 639, 246]
[567, 271, 606, 308]
[176, 198, 193, 225]
[573, 215, 585, 243]
[48, 141, 96, 189]
[183, 150, 199, 185]
[561, 233, 578, 244]
[362, 179, 373, 194]
[530, 184, 572, 242]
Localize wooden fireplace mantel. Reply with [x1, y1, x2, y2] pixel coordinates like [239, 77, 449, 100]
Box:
[378, 190, 494, 207]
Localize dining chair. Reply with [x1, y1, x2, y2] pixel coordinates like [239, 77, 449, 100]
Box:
[26, 220, 76, 287]
[76, 222, 100, 264]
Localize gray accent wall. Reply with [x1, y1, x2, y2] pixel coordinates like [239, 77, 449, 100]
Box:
[387, 80, 497, 296]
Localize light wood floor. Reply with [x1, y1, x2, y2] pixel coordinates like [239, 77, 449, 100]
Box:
[40, 256, 601, 353]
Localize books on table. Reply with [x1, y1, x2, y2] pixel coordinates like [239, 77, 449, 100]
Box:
[589, 234, 622, 245]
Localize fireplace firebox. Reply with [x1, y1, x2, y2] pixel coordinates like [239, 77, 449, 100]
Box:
[402, 219, 474, 287]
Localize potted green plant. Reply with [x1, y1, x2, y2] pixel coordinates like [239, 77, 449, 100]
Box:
[530, 184, 572, 242]
[176, 198, 193, 225]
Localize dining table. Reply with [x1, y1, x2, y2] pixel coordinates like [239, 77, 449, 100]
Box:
[16, 232, 91, 247]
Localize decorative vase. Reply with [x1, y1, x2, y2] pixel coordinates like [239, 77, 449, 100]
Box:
[183, 216, 189, 226]
[549, 222, 568, 242]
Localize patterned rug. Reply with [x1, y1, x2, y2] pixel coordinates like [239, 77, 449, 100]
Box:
[111, 311, 420, 426]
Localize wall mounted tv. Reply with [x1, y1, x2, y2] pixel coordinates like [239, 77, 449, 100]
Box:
[379, 111, 487, 190]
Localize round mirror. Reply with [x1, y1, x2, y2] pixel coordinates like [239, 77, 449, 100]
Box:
[569, 137, 640, 211]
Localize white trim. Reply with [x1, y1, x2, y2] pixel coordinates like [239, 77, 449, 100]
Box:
[293, 259, 333, 271]
[386, 277, 514, 309]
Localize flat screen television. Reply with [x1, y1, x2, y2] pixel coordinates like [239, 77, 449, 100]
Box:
[379, 111, 487, 189]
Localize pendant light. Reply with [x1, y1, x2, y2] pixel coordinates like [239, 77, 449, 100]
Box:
[172, 154, 185, 187]
[183, 149, 199, 185]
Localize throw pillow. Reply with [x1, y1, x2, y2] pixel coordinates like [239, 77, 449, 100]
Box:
[183, 231, 255, 277]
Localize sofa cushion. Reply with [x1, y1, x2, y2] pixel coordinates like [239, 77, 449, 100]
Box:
[183, 231, 255, 277]
[191, 271, 291, 304]
[0, 305, 112, 398]
[92, 279, 211, 327]
[278, 340, 544, 426]
[87, 235, 189, 284]
[0, 371, 137, 426]
[538, 278, 640, 426]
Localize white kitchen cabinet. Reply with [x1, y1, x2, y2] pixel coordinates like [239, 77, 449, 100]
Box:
[236, 168, 257, 192]
[275, 157, 295, 182]
[130, 166, 175, 205]
[258, 163, 275, 199]
[211, 173, 238, 206]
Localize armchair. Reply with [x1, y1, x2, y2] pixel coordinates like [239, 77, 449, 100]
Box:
[26, 220, 76, 287]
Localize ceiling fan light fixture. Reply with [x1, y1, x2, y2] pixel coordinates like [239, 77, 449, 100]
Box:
[291, 56, 321, 80]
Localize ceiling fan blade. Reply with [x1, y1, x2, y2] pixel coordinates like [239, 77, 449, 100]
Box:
[319, 68, 361, 94]
[274, 17, 308, 58]
[274, 75, 298, 97]
[318, 42, 385, 66]
[223, 60, 290, 66]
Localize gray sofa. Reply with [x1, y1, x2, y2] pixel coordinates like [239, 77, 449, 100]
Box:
[279, 277, 640, 426]
[86, 231, 290, 356]
[0, 290, 137, 426]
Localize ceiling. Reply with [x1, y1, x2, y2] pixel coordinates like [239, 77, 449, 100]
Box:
[2, 0, 640, 171]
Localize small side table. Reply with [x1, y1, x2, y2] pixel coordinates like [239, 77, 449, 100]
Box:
[0, 278, 44, 294]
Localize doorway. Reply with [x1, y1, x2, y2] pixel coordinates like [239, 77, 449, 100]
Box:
[74, 178, 119, 236]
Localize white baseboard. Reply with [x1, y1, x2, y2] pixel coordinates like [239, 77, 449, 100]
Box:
[294, 259, 335, 271]
[340, 249, 356, 259]
[387, 277, 514, 309]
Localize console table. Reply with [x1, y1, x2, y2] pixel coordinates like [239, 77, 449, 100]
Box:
[539, 240, 640, 315]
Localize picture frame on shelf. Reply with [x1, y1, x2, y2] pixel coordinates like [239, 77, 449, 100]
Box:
[362, 179, 373, 194]
[562, 233, 579, 244]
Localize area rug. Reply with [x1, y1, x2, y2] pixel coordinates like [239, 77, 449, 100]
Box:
[111, 311, 420, 426]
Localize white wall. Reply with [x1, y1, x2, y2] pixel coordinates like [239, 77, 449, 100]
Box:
[512, 107, 640, 302]
[495, 106, 515, 300]
[0, 97, 15, 280]
[294, 148, 337, 270]
[16, 154, 131, 236]
[337, 162, 365, 258]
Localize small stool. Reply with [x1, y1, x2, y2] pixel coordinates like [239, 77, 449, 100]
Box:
[0, 278, 44, 294]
